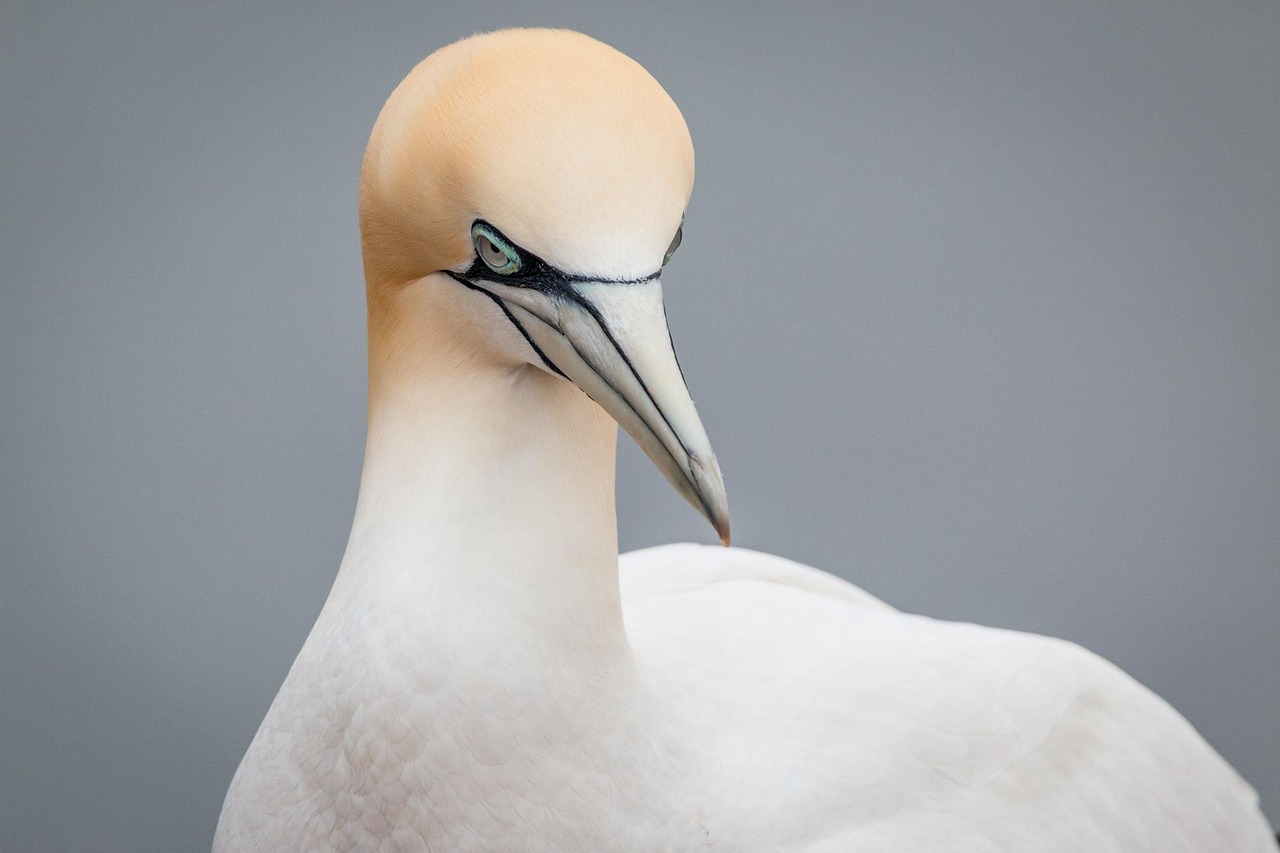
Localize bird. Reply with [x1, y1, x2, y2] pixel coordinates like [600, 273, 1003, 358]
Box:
[214, 28, 1275, 852]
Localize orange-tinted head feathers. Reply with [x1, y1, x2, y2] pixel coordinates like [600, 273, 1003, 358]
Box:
[359, 29, 694, 285]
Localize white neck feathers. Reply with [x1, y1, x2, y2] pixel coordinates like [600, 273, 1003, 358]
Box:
[332, 272, 628, 658]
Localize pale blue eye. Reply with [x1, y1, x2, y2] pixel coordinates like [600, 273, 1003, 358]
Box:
[472, 224, 521, 275]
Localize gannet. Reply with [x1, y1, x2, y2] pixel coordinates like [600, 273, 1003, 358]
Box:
[214, 28, 1275, 852]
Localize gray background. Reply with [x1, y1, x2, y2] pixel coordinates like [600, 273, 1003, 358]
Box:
[2, 1, 1276, 850]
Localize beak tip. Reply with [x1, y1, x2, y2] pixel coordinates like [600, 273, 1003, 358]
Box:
[710, 492, 731, 546]
[690, 453, 731, 547]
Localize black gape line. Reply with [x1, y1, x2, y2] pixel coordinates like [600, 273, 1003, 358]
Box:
[443, 219, 714, 523]
[448, 277, 568, 379]
[448, 218, 691, 454]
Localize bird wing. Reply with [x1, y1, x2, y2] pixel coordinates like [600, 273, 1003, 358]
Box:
[619, 542, 894, 611]
[620, 543, 1079, 789]
[618, 544, 1274, 849]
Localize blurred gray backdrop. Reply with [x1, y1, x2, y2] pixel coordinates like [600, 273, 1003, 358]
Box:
[2, 1, 1277, 850]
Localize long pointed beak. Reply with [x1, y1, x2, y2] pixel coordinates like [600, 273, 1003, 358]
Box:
[476, 276, 730, 544]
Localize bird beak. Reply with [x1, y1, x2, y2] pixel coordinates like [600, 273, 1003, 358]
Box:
[472, 276, 730, 544]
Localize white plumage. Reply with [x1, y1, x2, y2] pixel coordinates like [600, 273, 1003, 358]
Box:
[215, 28, 1274, 852]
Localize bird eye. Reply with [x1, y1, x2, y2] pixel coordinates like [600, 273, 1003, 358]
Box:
[663, 221, 683, 266]
[472, 224, 521, 275]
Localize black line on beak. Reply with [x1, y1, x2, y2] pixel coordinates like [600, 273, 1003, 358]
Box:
[448, 258, 695, 477]
[444, 265, 719, 529]
[449, 274, 567, 379]
[555, 287, 695, 463]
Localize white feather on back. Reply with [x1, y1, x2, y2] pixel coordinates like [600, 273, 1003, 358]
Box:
[619, 544, 1271, 850]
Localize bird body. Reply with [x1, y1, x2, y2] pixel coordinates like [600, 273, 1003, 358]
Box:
[215, 28, 1274, 851]
[217, 538, 1270, 851]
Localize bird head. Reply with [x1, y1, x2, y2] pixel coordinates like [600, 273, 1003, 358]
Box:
[358, 28, 729, 544]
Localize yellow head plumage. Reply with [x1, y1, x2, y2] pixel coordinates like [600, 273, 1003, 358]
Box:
[359, 29, 694, 285]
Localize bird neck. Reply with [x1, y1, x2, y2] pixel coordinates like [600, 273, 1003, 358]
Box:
[333, 272, 628, 655]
